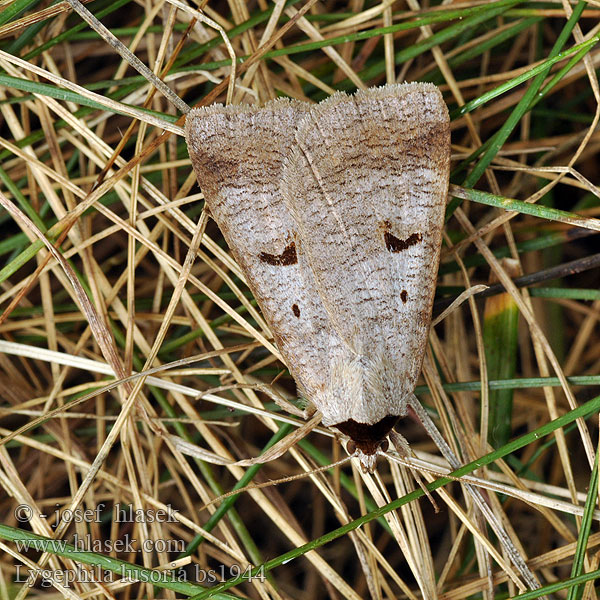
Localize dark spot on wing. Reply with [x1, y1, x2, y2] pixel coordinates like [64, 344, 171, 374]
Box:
[259, 242, 297, 266]
[385, 231, 423, 252]
[381, 221, 423, 252]
[292, 303, 300, 317]
[400, 290, 408, 304]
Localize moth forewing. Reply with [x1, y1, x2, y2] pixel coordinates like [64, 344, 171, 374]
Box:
[185, 83, 450, 471]
[185, 99, 339, 415]
[281, 83, 450, 463]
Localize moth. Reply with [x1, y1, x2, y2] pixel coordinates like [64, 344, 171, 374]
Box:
[185, 83, 450, 471]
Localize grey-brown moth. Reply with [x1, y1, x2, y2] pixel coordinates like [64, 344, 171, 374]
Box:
[185, 83, 450, 471]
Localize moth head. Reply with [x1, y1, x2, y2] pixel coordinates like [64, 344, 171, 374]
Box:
[345, 438, 390, 473]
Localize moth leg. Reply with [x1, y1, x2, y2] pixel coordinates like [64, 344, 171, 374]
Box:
[389, 429, 411, 458]
[388, 430, 440, 512]
[253, 382, 307, 418]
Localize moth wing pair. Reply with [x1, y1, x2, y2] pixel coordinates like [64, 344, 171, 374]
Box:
[185, 83, 450, 452]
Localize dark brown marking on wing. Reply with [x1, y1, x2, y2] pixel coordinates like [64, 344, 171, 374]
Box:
[381, 221, 423, 253]
[292, 303, 300, 318]
[400, 290, 408, 304]
[385, 231, 423, 252]
[259, 242, 297, 266]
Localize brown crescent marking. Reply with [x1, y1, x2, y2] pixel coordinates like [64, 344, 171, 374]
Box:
[381, 221, 423, 253]
[259, 241, 297, 266]
[400, 290, 408, 304]
[292, 303, 300, 318]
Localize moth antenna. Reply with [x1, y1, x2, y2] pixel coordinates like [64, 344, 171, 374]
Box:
[407, 394, 541, 590]
[170, 413, 322, 467]
[234, 412, 322, 466]
[200, 455, 352, 511]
